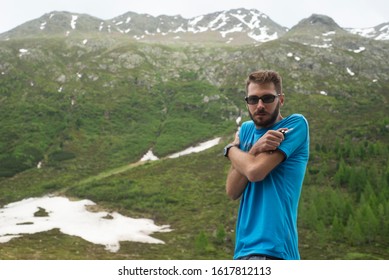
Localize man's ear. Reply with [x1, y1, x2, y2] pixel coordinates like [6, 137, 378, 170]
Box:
[279, 93, 285, 106]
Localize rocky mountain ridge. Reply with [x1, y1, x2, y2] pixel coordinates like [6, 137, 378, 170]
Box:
[1, 9, 388, 44]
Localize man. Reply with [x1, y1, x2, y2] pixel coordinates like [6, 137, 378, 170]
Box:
[224, 70, 309, 260]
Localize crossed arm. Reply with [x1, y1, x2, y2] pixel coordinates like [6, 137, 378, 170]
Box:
[226, 130, 286, 200]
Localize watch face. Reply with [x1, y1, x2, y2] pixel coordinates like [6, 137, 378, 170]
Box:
[224, 146, 228, 157]
[224, 144, 232, 157]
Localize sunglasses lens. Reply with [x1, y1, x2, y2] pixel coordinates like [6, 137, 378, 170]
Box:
[246, 96, 259, 104]
[246, 95, 277, 104]
[262, 95, 276, 103]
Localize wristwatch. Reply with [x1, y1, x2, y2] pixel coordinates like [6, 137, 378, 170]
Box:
[223, 143, 238, 158]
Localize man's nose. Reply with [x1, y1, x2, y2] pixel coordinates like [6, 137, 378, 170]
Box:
[256, 99, 265, 108]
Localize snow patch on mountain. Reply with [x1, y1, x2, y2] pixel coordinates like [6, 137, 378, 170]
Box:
[347, 24, 389, 40]
[0, 196, 171, 252]
[140, 137, 221, 162]
[71, 15, 78, 30]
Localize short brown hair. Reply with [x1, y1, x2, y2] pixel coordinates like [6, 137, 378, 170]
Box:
[246, 70, 282, 95]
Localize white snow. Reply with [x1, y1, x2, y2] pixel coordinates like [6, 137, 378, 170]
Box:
[286, 52, 301, 60]
[311, 43, 332, 48]
[322, 31, 336, 36]
[173, 26, 186, 33]
[40, 22, 46, 30]
[139, 137, 221, 162]
[248, 28, 278, 42]
[189, 16, 204, 26]
[168, 137, 221, 159]
[231, 10, 265, 30]
[354, 47, 365, 53]
[348, 27, 375, 38]
[348, 46, 366, 53]
[231, 13, 258, 29]
[0, 196, 171, 252]
[133, 35, 145, 40]
[376, 25, 389, 40]
[18, 49, 29, 57]
[375, 32, 389, 40]
[208, 13, 228, 30]
[348, 25, 389, 40]
[140, 150, 159, 161]
[346, 67, 355, 76]
[220, 25, 243, 37]
[71, 15, 78, 30]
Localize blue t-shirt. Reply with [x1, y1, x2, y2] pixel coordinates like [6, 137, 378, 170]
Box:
[234, 114, 309, 260]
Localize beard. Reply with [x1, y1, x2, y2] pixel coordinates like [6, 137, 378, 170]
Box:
[249, 102, 280, 128]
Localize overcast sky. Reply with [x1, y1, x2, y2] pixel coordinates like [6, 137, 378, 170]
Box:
[1, 0, 388, 33]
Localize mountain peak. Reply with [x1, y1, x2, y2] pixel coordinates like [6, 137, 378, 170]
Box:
[282, 13, 349, 45]
[304, 14, 341, 28]
[293, 14, 342, 32]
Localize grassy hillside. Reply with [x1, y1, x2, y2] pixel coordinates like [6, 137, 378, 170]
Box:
[1, 36, 389, 259]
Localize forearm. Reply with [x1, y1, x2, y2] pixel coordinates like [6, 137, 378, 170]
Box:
[228, 146, 284, 183]
[226, 165, 248, 200]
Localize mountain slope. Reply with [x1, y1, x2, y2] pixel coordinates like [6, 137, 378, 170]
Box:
[0, 9, 286, 44]
[347, 22, 389, 40]
[1, 21, 389, 178]
[0, 11, 389, 260]
[0, 11, 107, 38]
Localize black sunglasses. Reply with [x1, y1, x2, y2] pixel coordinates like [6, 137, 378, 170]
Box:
[245, 94, 279, 105]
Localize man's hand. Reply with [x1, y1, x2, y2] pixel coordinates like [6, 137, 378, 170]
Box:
[249, 128, 287, 156]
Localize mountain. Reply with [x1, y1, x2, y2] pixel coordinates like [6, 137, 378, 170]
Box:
[0, 9, 287, 44]
[0, 10, 388, 179]
[282, 14, 376, 50]
[0, 11, 105, 38]
[0, 9, 389, 260]
[284, 14, 346, 40]
[112, 9, 288, 44]
[2, 9, 388, 44]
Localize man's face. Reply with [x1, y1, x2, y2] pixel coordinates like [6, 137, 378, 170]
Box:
[246, 82, 284, 128]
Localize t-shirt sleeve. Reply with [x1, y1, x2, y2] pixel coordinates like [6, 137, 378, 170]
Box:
[278, 115, 309, 159]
